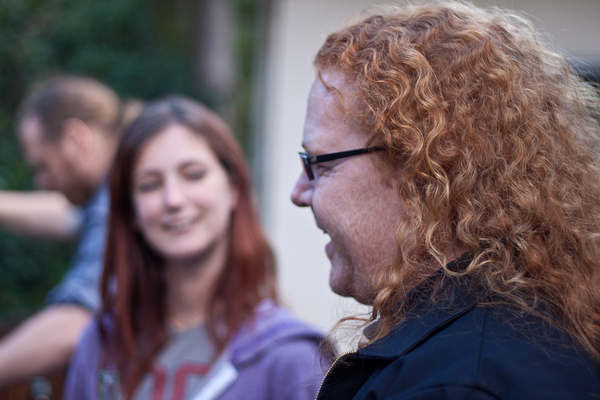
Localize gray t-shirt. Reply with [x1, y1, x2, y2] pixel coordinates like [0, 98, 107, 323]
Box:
[133, 325, 235, 400]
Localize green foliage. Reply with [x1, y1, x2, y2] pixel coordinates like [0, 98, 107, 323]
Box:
[0, 235, 75, 314]
[232, 0, 264, 151]
[0, 0, 194, 104]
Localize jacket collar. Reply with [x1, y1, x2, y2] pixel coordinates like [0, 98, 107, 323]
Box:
[358, 255, 480, 359]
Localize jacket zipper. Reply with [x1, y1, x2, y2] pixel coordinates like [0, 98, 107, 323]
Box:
[314, 350, 357, 400]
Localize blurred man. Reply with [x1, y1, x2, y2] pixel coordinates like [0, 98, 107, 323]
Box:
[0, 75, 130, 386]
[291, 2, 600, 399]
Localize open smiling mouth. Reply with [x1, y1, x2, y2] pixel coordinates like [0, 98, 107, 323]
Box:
[163, 217, 200, 231]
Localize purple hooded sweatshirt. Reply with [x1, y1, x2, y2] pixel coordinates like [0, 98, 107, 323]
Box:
[64, 299, 331, 400]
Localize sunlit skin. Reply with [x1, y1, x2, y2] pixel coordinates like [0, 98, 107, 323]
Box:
[291, 71, 407, 305]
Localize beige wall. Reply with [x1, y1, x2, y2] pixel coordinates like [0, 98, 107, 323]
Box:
[256, 0, 600, 332]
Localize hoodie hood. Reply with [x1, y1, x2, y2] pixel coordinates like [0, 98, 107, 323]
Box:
[230, 299, 327, 367]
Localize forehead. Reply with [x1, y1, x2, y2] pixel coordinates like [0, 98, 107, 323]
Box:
[18, 116, 57, 159]
[134, 124, 219, 170]
[19, 116, 45, 146]
[303, 71, 368, 153]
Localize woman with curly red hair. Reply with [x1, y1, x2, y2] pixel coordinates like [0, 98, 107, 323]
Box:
[292, 1, 600, 399]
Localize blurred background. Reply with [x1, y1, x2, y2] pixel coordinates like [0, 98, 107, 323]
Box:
[1, 0, 599, 335]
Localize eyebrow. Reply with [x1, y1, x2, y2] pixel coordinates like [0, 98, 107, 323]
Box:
[132, 170, 160, 182]
[134, 160, 207, 176]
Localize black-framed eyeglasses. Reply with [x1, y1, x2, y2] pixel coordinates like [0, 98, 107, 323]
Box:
[299, 146, 385, 180]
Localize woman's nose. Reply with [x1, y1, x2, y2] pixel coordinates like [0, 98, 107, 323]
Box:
[163, 179, 186, 209]
[291, 171, 312, 207]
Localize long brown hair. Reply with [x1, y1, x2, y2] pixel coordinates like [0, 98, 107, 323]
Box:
[316, 1, 600, 360]
[101, 96, 278, 397]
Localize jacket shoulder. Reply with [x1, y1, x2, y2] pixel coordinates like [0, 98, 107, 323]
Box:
[353, 306, 600, 399]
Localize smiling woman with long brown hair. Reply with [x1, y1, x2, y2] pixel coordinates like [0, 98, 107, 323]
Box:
[64, 96, 329, 400]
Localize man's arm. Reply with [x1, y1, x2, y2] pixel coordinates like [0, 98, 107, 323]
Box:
[0, 191, 81, 241]
[0, 304, 92, 387]
[0, 185, 107, 388]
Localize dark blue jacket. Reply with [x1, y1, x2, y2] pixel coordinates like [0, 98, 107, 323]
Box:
[316, 267, 600, 399]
